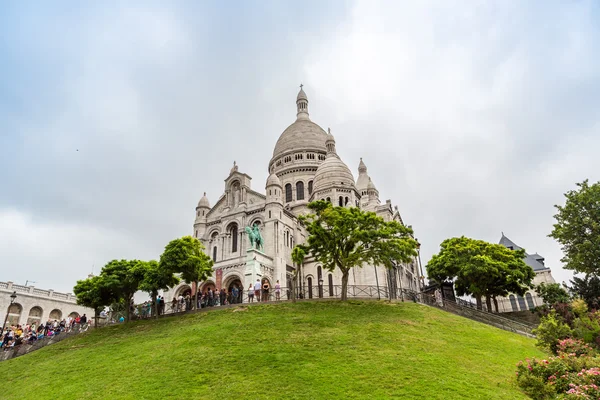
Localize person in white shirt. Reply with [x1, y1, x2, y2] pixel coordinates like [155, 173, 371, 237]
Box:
[254, 279, 262, 302]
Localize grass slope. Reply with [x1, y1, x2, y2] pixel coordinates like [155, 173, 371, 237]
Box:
[1, 301, 544, 399]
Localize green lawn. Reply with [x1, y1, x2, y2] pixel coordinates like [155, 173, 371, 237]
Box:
[0, 301, 544, 399]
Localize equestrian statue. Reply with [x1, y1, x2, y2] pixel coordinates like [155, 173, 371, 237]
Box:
[245, 223, 264, 251]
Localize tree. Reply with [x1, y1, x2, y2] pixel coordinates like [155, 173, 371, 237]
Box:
[426, 236, 534, 311]
[297, 200, 418, 301]
[139, 260, 179, 319]
[291, 246, 306, 303]
[549, 179, 600, 275]
[569, 274, 600, 310]
[73, 275, 116, 328]
[535, 282, 571, 308]
[159, 236, 213, 309]
[100, 259, 148, 322]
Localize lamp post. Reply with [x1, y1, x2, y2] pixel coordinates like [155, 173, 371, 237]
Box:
[318, 278, 323, 298]
[1, 291, 17, 336]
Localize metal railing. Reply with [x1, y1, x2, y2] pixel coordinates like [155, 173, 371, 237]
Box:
[420, 294, 536, 337]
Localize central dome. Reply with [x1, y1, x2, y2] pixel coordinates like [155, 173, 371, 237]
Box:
[271, 119, 328, 160]
[269, 87, 329, 170]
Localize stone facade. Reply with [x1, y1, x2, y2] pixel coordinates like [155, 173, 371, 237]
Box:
[0, 281, 93, 327]
[164, 88, 422, 301]
[495, 234, 557, 313]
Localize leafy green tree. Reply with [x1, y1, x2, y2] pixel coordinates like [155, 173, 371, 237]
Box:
[139, 260, 180, 319]
[297, 200, 418, 301]
[535, 282, 570, 308]
[159, 236, 213, 309]
[569, 274, 600, 310]
[100, 259, 149, 322]
[291, 246, 306, 303]
[427, 236, 534, 311]
[533, 310, 574, 354]
[73, 275, 116, 328]
[549, 179, 600, 275]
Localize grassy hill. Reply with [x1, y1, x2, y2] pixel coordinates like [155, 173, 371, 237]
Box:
[0, 301, 544, 399]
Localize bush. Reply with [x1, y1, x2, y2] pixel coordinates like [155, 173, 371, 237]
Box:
[571, 299, 589, 317]
[534, 311, 574, 354]
[516, 352, 600, 399]
[558, 338, 597, 357]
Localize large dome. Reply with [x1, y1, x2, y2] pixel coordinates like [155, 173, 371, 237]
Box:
[312, 154, 356, 193]
[271, 119, 328, 160]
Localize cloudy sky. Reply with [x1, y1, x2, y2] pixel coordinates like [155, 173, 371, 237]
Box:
[1, 1, 599, 294]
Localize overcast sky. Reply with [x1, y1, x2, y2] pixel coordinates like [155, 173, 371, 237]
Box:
[1, 1, 599, 294]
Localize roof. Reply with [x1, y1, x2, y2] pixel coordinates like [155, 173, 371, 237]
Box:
[271, 119, 328, 160]
[499, 234, 549, 272]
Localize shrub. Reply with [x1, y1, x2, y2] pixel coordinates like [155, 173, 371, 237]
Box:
[558, 338, 597, 357]
[516, 354, 600, 399]
[534, 311, 574, 354]
[571, 299, 589, 317]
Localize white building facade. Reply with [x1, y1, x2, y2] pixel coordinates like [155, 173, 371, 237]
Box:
[1, 281, 93, 327]
[496, 234, 556, 312]
[165, 88, 422, 301]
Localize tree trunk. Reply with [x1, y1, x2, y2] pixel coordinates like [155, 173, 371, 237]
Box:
[341, 269, 350, 301]
[493, 295, 499, 313]
[291, 270, 298, 303]
[485, 295, 492, 312]
[475, 294, 482, 310]
[94, 309, 99, 328]
[152, 292, 158, 320]
[194, 281, 199, 310]
[125, 296, 131, 322]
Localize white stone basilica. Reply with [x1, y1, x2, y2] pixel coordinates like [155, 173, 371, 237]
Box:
[166, 87, 423, 301]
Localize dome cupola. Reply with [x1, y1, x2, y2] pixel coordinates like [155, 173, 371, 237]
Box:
[312, 129, 356, 195]
[197, 192, 210, 209]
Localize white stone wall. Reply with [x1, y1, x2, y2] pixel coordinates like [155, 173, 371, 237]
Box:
[0, 282, 94, 327]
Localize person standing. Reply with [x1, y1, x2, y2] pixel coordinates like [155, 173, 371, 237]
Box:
[248, 284, 254, 303]
[254, 279, 262, 302]
[232, 286, 239, 304]
[275, 280, 281, 301]
[262, 280, 270, 302]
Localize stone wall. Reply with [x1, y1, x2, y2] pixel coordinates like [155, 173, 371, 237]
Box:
[0, 281, 94, 327]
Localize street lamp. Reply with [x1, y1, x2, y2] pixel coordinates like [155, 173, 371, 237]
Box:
[318, 278, 324, 298]
[1, 291, 17, 336]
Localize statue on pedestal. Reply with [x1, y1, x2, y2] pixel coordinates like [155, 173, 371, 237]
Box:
[245, 223, 264, 251]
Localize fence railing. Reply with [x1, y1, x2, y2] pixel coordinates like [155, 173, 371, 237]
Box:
[421, 294, 537, 337]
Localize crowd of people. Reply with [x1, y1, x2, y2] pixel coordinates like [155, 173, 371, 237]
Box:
[161, 279, 283, 314]
[1, 314, 89, 351]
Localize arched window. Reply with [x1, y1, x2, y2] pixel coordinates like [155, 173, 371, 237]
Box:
[338, 196, 343, 207]
[27, 306, 43, 325]
[296, 181, 305, 200]
[509, 295, 518, 311]
[285, 183, 292, 202]
[7, 303, 22, 325]
[317, 266, 322, 281]
[516, 295, 526, 311]
[525, 293, 535, 310]
[308, 181, 313, 195]
[307, 277, 313, 299]
[326, 197, 331, 203]
[49, 309, 62, 320]
[230, 224, 238, 253]
[345, 197, 349, 206]
[328, 274, 334, 296]
[212, 246, 217, 262]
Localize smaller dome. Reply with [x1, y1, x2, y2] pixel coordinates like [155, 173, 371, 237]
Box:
[312, 154, 356, 193]
[198, 192, 210, 208]
[266, 172, 282, 188]
[297, 88, 307, 101]
[367, 178, 377, 191]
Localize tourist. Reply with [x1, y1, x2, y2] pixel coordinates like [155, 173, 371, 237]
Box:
[275, 280, 281, 301]
[232, 286, 239, 304]
[254, 279, 261, 302]
[262, 281, 270, 302]
[248, 284, 254, 302]
[220, 288, 226, 306]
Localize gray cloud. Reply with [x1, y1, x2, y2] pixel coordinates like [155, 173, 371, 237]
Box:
[1, 1, 599, 292]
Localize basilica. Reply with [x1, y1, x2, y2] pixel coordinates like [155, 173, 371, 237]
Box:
[166, 87, 423, 301]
